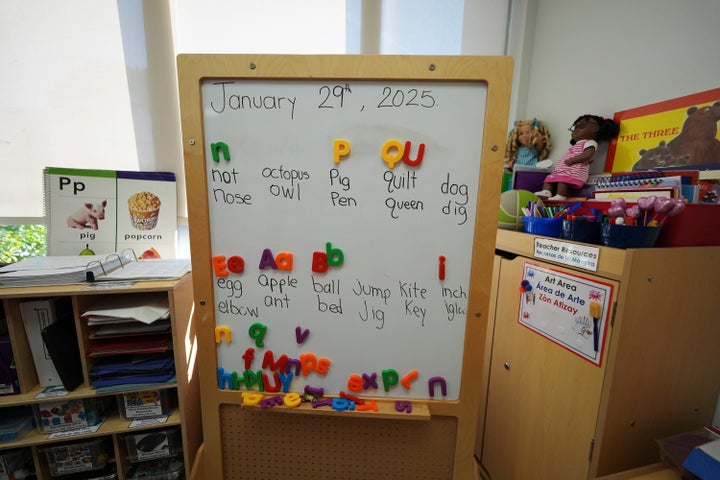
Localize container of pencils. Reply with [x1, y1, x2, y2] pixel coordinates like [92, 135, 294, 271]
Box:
[562, 217, 601, 244]
[522, 201, 580, 238]
[601, 224, 661, 249]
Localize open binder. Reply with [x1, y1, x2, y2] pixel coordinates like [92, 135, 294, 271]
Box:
[84, 250, 190, 282]
[0, 250, 190, 287]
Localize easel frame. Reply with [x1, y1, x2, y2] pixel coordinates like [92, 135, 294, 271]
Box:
[177, 54, 512, 479]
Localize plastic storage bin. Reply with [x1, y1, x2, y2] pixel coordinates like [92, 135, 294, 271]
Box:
[118, 389, 170, 420]
[124, 428, 182, 462]
[0, 447, 34, 480]
[55, 464, 117, 480]
[128, 458, 184, 480]
[601, 224, 661, 249]
[523, 216, 564, 238]
[0, 407, 33, 442]
[562, 219, 601, 244]
[34, 396, 112, 433]
[41, 437, 113, 477]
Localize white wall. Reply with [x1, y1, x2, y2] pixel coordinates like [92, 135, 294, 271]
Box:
[512, 0, 720, 426]
[512, 0, 720, 173]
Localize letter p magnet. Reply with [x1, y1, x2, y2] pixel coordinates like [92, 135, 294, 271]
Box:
[333, 139, 351, 164]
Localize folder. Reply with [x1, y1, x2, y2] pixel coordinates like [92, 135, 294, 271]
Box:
[41, 316, 84, 391]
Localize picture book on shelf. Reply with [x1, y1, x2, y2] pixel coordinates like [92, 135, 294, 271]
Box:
[44, 167, 177, 258]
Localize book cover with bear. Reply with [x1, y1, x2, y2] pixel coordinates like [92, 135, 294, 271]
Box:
[606, 87, 720, 173]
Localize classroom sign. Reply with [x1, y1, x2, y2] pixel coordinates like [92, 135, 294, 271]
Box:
[518, 262, 613, 366]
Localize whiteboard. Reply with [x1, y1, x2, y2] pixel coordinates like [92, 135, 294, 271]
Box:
[202, 78, 487, 400]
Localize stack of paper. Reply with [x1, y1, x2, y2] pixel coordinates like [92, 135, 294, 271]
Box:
[83, 293, 176, 389]
[82, 293, 171, 325]
[89, 354, 175, 388]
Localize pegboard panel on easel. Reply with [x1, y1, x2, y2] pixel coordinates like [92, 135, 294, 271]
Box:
[220, 404, 456, 479]
[178, 54, 512, 479]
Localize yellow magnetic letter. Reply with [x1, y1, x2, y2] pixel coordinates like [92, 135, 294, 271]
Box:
[333, 139, 351, 164]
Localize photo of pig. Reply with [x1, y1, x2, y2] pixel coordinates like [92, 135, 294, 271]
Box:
[66, 200, 107, 230]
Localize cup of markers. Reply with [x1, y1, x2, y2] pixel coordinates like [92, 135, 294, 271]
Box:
[600, 196, 685, 249]
[522, 201, 580, 238]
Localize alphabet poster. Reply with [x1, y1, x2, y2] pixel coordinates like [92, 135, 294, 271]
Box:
[203, 79, 488, 399]
[518, 262, 613, 366]
[43, 167, 177, 258]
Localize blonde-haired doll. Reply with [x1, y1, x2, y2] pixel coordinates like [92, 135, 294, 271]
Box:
[504, 118, 552, 172]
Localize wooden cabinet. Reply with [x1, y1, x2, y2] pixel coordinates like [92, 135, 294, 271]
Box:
[0, 275, 201, 479]
[476, 230, 720, 479]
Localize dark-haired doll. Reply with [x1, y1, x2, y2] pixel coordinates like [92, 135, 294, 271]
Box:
[535, 115, 620, 200]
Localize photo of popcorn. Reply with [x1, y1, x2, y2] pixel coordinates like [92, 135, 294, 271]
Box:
[128, 191, 161, 230]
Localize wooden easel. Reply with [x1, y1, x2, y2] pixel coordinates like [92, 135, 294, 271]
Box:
[178, 54, 512, 479]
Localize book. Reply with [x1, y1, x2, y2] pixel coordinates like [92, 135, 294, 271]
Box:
[20, 297, 72, 386]
[595, 173, 696, 190]
[592, 187, 679, 201]
[41, 317, 83, 391]
[43, 167, 178, 258]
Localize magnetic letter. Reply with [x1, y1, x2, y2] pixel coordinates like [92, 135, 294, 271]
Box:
[258, 248, 278, 270]
[401, 370, 419, 390]
[278, 372, 294, 392]
[333, 139, 351, 164]
[275, 251, 293, 271]
[213, 255, 228, 277]
[382, 369, 399, 392]
[356, 399, 379, 412]
[300, 353, 318, 376]
[340, 391, 364, 405]
[428, 376, 448, 397]
[262, 351, 288, 372]
[284, 392, 302, 408]
[325, 242, 344, 267]
[295, 326, 310, 344]
[332, 398, 354, 411]
[241, 392, 263, 406]
[260, 395, 284, 410]
[316, 357, 331, 375]
[438, 255, 446, 281]
[262, 372, 282, 393]
[227, 255, 245, 274]
[248, 323, 267, 348]
[381, 139, 404, 169]
[402, 141, 425, 167]
[242, 348, 255, 370]
[243, 370, 264, 390]
[211, 141, 231, 163]
[312, 251, 328, 273]
[217, 367, 233, 390]
[347, 374, 363, 393]
[214, 326, 232, 344]
[362, 372, 378, 390]
[395, 401, 413, 413]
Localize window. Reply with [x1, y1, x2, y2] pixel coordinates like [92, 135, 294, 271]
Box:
[0, 0, 507, 259]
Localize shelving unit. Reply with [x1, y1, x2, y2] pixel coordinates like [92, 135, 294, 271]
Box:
[0, 275, 201, 480]
[475, 229, 720, 479]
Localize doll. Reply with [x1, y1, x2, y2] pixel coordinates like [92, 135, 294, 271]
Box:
[535, 115, 620, 200]
[504, 118, 552, 172]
